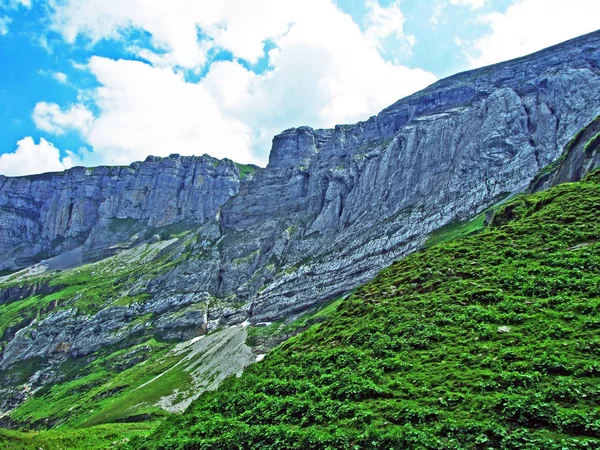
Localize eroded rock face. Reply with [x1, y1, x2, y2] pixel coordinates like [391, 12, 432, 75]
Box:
[212, 30, 600, 321]
[2, 31, 600, 395]
[0, 154, 241, 270]
[529, 114, 600, 192]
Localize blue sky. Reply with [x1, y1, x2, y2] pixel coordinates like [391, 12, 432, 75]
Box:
[0, 0, 598, 175]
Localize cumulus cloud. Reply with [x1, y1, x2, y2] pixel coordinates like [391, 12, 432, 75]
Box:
[0, 16, 11, 35]
[41, 0, 436, 167]
[0, 137, 79, 177]
[364, 0, 414, 52]
[448, 0, 488, 9]
[50, 0, 200, 67]
[468, 0, 600, 68]
[84, 56, 255, 165]
[32, 102, 94, 135]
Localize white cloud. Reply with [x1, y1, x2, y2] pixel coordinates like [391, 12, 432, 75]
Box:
[44, 0, 436, 167]
[33, 102, 94, 135]
[0, 137, 78, 177]
[49, 0, 229, 68]
[468, 0, 600, 68]
[0, 16, 11, 35]
[364, 0, 414, 53]
[53, 71, 68, 83]
[84, 56, 255, 165]
[70, 60, 88, 71]
[449, 0, 488, 9]
[215, 2, 435, 135]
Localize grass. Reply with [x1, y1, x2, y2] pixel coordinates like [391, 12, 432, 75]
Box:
[246, 296, 347, 348]
[129, 171, 600, 449]
[6, 338, 191, 428]
[0, 233, 193, 354]
[112, 293, 151, 307]
[424, 212, 487, 247]
[0, 422, 158, 450]
[235, 163, 259, 179]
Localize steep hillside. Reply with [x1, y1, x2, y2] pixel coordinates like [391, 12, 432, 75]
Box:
[132, 172, 600, 449]
[0, 423, 156, 450]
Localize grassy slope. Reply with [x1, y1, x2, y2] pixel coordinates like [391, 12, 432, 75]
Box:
[0, 422, 158, 450]
[7, 338, 186, 428]
[0, 238, 186, 344]
[3, 296, 348, 432]
[424, 212, 487, 248]
[130, 172, 600, 449]
[0, 284, 348, 448]
[0, 234, 224, 437]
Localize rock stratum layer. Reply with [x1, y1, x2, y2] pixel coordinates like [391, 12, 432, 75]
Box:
[1, 30, 600, 420]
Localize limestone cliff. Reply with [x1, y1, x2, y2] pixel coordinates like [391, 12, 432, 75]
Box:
[0, 155, 242, 271]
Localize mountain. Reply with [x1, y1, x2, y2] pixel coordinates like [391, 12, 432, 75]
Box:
[1, 30, 600, 439]
[5, 117, 600, 450]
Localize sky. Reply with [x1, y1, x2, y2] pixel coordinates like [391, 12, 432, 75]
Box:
[0, 0, 599, 176]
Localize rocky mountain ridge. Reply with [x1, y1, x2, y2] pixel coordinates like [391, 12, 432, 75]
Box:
[1, 30, 600, 424]
[0, 155, 244, 271]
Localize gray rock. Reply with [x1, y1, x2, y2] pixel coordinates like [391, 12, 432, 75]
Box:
[529, 113, 600, 191]
[0, 154, 242, 270]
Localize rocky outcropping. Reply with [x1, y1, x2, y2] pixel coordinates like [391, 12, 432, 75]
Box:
[2, 30, 600, 393]
[529, 114, 600, 191]
[0, 154, 243, 271]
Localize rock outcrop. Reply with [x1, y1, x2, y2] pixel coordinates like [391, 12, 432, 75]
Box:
[529, 114, 600, 191]
[0, 154, 243, 271]
[2, 30, 600, 405]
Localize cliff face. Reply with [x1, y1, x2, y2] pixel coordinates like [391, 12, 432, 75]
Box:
[0, 155, 241, 270]
[528, 114, 600, 191]
[213, 30, 600, 320]
[1, 31, 600, 406]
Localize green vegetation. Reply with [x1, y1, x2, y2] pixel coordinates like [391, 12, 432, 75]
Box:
[246, 296, 346, 347]
[6, 338, 190, 428]
[235, 163, 259, 179]
[281, 296, 346, 332]
[425, 190, 515, 248]
[424, 212, 487, 247]
[130, 172, 600, 449]
[0, 233, 199, 348]
[584, 131, 600, 156]
[0, 422, 158, 450]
